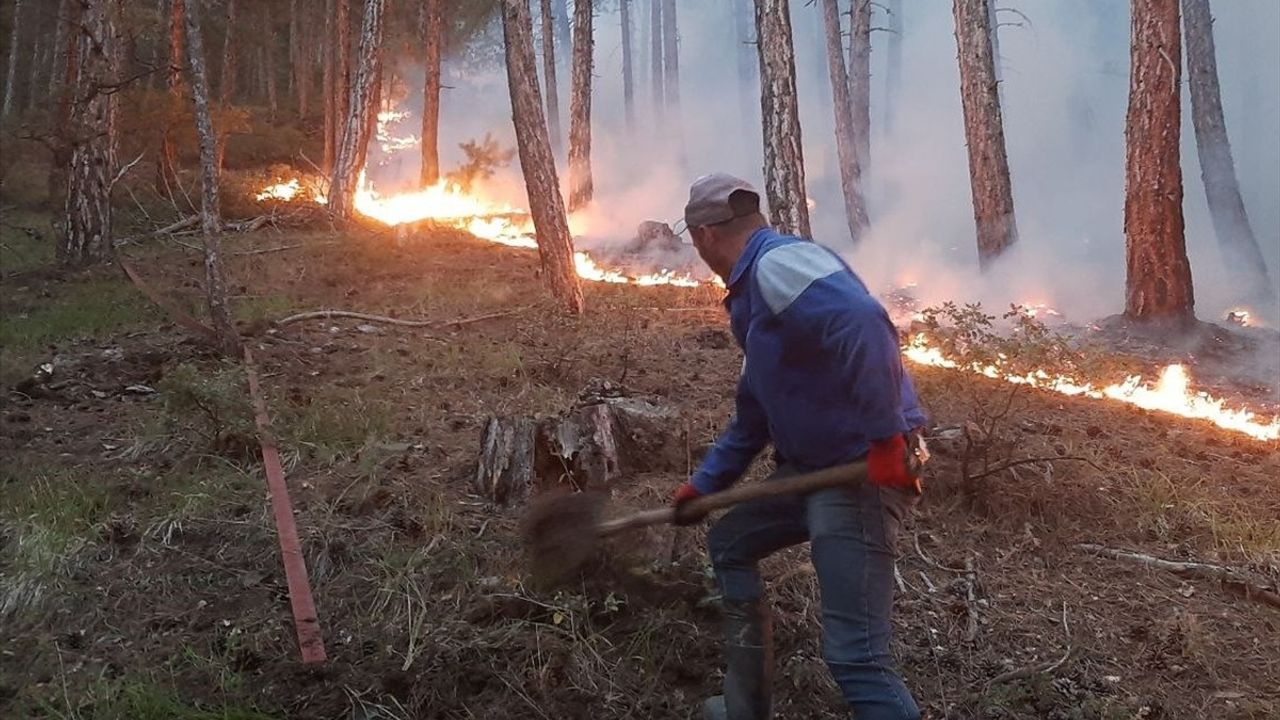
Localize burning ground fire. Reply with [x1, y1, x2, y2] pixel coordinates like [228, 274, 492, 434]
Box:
[904, 334, 1280, 441]
[254, 101, 1277, 443]
[254, 175, 1279, 441]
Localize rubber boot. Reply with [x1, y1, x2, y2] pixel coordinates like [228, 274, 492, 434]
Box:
[702, 599, 774, 720]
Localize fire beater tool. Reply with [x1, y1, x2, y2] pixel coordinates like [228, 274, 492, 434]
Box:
[524, 449, 926, 584]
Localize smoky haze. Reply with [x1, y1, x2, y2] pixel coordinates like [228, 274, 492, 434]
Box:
[369, 0, 1280, 327]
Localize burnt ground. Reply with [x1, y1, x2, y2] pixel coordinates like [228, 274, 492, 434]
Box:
[1, 220, 1278, 720]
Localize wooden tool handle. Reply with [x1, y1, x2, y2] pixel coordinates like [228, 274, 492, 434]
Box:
[596, 461, 869, 537]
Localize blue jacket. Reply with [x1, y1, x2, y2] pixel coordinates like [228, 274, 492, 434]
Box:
[690, 227, 928, 495]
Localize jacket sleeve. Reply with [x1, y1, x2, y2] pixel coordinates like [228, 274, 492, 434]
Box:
[690, 369, 771, 494]
[755, 243, 909, 442]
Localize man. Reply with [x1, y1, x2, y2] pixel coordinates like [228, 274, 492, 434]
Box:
[673, 173, 927, 720]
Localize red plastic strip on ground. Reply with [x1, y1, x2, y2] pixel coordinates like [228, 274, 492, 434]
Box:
[243, 346, 328, 664]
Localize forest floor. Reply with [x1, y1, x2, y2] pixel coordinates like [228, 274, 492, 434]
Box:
[1, 209, 1278, 720]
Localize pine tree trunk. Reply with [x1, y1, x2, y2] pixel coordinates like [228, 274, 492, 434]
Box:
[183, 0, 240, 354]
[954, 0, 1018, 268]
[329, 0, 385, 221]
[48, 0, 73, 97]
[567, 0, 594, 211]
[356, 64, 382, 181]
[185, 1, 221, 234]
[219, 0, 237, 105]
[1124, 0, 1194, 323]
[2, 0, 26, 119]
[500, 0, 584, 315]
[848, 0, 872, 178]
[27, 33, 47, 115]
[59, 0, 120, 268]
[335, 0, 350, 154]
[650, 0, 663, 122]
[48, 0, 82, 204]
[1182, 0, 1273, 301]
[554, 0, 571, 66]
[661, 0, 679, 109]
[322, 0, 335, 171]
[987, 0, 1004, 107]
[539, 0, 562, 154]
[620, 0, 634, 129]
[157, 0, 184, 196]
[290, 0, 309, 117]
[821, 0, 868, 244]
[265, 9, 279, 120]
[420, 0, 443, 186]
[754, 0, 810, 238]
[884, 0, 902, 135]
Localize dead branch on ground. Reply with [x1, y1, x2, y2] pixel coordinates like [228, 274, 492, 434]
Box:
[274, 308, 527, 329]
[1078, 544, 1280, 609]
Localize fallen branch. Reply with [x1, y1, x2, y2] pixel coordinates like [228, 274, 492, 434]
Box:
[274, 307, 526, 329]
[985, 602, 1071, 687]
[914, 533, 967, 574]
[1077, 544, 1280, 609]
[234, 242, 336, 256]
[965, 455, 1104, 482]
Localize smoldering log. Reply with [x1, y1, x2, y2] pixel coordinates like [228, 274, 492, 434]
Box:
[474, 392, 683, 505]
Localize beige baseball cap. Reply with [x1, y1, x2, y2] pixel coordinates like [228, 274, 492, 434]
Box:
[679, 173, 761, 233]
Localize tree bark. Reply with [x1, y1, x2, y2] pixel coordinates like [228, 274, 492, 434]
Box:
[1182, 0, 1273, 301]
[59, 0, 120, 268]
[322, 0, 335, 171]
[650, 0, 663, 123]
[2, 0, 26, 119]
[49, 0, 83, 204]
[500, 0, 584, 315]
[335, 0, 350, 155]
[421, 0, 444, 187]
[567, 0, 594, 211]
[157, 0, 184, 196]
[954, 0, 1018, 268]
[265, 6, 279, 120]
[754, 0, 810, 238]
[290, 0, 309, 117]
[821, 0, 868, 244]
[329, 0, 385, 221]
[553, 0, 571, 66]
[848, 0, 872, 176]
[621, 0, 634, 130]
[661, 0, 679, 109]
[884, 0, 902, 135]
[219, 0, 237, 105]
[987, 0, 1004, 106]
[183, 0, 240, 354]
[539, 0, 563, 154]
[185, 0, 221, 234]
[1124, 0, 1194, 323]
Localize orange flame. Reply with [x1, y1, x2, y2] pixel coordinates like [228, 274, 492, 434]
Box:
[903, 334, 1279, 441]
[262, 172, 705, 287]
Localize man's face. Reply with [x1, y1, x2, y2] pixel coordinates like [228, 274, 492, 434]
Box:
[690, 225, 717, 268]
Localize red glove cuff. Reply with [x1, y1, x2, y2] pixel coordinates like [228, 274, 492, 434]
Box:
[868, 434, 912, 489]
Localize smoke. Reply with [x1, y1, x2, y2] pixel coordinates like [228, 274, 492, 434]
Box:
[369, 0, 1280, 329]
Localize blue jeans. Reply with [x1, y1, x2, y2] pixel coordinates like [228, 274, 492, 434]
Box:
[706, 467, 920, 720]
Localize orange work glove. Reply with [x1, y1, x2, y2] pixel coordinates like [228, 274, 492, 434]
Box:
[672, 481, 706, 526]
[868, 434, 915, 490]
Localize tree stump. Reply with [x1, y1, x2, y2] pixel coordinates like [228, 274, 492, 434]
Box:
[473, 389, 682, 505]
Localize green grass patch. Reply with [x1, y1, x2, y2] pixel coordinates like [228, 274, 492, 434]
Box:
[0, 208, 56, 272]
[285, 391, 392, 464]
[0, 279, 156, 351]
[232, 294, 292, 324]
[29, 677, 277, 720]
